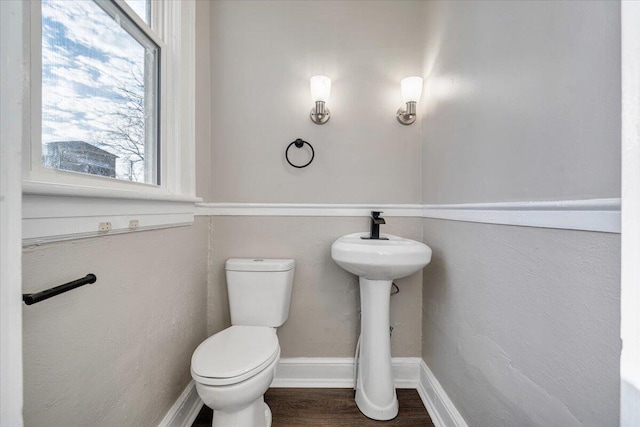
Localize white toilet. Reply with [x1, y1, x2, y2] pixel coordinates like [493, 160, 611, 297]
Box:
[191, 258, 295, 427]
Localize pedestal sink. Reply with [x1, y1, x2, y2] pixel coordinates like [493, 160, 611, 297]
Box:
[331, 232, 432, 420]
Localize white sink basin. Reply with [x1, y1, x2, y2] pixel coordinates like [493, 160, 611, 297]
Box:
[331, 231, 433, 419]
[331, 232, 432, 280]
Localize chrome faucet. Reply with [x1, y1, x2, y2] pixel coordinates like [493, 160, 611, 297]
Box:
[362, 211, 388, 240]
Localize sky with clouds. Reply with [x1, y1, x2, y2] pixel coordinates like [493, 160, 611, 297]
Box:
[41, 0, 154, 182]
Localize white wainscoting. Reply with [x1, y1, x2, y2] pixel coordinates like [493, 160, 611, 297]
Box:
[195, 198, 620, 233]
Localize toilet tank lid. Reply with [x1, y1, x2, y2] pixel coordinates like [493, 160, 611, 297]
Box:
[226, 258, 295, 272]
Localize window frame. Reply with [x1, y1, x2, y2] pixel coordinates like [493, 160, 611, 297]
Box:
[29, 0, 166, 191]
[22, 0, 198, 244]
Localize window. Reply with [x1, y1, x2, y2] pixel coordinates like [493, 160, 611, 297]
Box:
[21, 0, 198, 243]
[124, 0, 150, 25]
[41, 0, 159, 184]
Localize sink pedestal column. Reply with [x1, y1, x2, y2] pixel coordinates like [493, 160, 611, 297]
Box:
[356, 277, 398, 420]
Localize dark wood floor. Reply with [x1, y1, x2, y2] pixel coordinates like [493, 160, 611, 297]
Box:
[192, 388, 434, 427]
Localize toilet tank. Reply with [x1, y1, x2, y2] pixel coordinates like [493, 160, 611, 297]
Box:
[225, 258, 295, 327]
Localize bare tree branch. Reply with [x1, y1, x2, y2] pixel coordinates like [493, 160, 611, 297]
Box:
[96, 67, 148, 181]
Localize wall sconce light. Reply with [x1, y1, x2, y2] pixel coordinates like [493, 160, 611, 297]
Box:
[310, 75, 331, 125]
[396, 76, 423, 125]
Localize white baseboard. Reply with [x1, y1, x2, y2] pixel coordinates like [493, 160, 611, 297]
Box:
[157, 380, 203, 427]
[161, 360, 467, 427]
[271, 357, 421, 389]
[417, 360, 468, 427]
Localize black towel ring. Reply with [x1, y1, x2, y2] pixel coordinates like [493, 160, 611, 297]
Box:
[285, 138, 315, 168]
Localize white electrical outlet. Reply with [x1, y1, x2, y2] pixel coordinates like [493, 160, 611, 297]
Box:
[129, 219, 139, 230]
[98, 222, 112, 232]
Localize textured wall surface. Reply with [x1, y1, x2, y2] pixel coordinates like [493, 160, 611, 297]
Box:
[417, 2, 622, 426]
[420, 0, 620, 204]
[208, 216, 423, 357]
[208, 0, 424, 204]
[422, 219, 620, 426]
[195, 0, 212, 201]
[22, 220, 209, 427]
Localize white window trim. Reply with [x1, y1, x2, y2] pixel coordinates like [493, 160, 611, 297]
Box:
[22, 0, 198, 244]
[1, 0, 24, 423]
[30, 0, 165, 190]
[621, 1, 640, 424]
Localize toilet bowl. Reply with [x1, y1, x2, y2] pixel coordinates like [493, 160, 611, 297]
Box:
[192, 326, 280, 427]
[191, 258, 295, 427]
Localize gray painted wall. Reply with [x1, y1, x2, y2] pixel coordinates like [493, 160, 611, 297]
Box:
[208, 216, 423, 357]
[422, 220, 620, 426]
[420, 0, 620, 204]
[21, 4, 214, 424]
[208, 0, 424, 204]
[203, 0, 429, 359]
[22, 220, 209, 427]
[195, 0, 212, 202]
[419, 1, 621, 426]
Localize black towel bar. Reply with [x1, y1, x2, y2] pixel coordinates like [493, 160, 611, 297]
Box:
[23, 274, 97, 305]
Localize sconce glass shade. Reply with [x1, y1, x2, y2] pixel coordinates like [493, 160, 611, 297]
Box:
[397, 76, 423, 125]
[310, 75, 331, 103]
[400, 76, 423, 104]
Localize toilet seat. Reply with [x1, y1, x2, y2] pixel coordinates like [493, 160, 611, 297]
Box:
[191, 326, 279, 386]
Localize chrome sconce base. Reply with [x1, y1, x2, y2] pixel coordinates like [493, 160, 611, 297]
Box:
[396, 101, 417, 125]
[310, 101, 330, 125]
[307, 75, 421, 125]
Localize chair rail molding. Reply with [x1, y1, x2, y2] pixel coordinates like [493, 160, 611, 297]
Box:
[195, 198, 620, 233]
[195, 203, 424, 218]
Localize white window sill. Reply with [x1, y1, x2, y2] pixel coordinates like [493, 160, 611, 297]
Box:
[23, 181, 200, 245]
